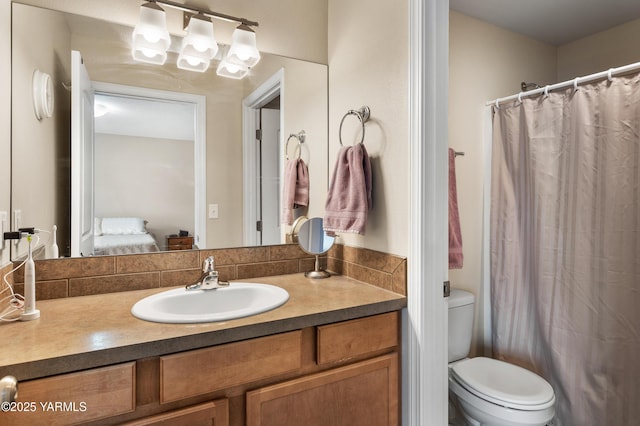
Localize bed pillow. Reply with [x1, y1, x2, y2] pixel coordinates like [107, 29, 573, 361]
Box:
[100, 217, 147, 235]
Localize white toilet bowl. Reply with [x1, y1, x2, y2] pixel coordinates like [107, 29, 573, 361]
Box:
[448, 357, 555, 426]
[446, 289, 555, 426]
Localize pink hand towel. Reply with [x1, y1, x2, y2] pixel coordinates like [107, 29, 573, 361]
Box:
[281, 158, 309, 225]
[294, 159, 309, 207]
[324, 144, 372, 235]
[449, 148, 464, 268]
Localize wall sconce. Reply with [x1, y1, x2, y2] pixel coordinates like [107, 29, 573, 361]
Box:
[132, 0, 260, 79]
[131, 1, 171, 65]
[177, 13, 218, 73]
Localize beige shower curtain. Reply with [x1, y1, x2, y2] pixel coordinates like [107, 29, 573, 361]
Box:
[491, 73, 640, 425]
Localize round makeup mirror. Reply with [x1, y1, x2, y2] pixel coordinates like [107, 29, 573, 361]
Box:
[297, 217, 335, 278]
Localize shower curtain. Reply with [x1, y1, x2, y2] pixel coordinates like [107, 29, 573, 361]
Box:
[491, 73, 640, 425]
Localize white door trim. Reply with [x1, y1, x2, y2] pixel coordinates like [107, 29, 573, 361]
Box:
[91, 82, 207, 249]
[242, 69, 284, 246]
[405, 0, 449, 425]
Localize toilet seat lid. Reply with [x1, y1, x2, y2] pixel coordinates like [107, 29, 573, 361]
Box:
[451, 357, 555, 410]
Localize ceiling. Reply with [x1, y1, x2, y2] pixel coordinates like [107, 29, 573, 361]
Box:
[450, 0, 640, 45]
[94, 94, 195, 141]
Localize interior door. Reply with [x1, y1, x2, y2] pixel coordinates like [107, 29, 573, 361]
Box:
[71, 50, 95, 256]
[259, 108, 281, 245]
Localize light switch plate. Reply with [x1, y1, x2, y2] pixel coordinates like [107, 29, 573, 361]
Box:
[208, 204, 219, 219]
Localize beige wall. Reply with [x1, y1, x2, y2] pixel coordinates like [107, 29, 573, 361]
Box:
[449, 10, 557, 355]
[10, 4, 71, 258]
[557, 17, 640, 81]
[95, 134, 194, 248]
[327, 0, 409, 257]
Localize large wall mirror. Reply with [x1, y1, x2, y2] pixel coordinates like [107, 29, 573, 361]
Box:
[11, 2, 328, 260]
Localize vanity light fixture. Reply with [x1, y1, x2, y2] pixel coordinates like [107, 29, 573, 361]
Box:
[132, 1, 171, 65]
[131, 0, 260, 78]
[226, 24, 261, 68]
[177, 13, 218, 73]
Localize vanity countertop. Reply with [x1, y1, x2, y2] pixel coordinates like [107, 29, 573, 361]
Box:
[0, 273, 406, 381]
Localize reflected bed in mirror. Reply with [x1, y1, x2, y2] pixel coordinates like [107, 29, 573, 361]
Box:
[11, 3, 328, 260]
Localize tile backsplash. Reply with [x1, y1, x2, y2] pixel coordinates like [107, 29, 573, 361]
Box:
[9, 244, 406, 300]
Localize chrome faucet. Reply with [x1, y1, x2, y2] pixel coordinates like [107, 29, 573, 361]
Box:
[186, 256, 229, 291]
[1, 376, 17, 404]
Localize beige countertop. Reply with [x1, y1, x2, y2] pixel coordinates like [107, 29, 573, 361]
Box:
[0, 274, 406, 381]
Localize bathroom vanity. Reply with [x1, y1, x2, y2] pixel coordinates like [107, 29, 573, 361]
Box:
[0, 274, 405, 425]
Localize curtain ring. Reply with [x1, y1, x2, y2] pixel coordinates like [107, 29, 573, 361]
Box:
[495, 98, 500, 109]
[544, 85, 550, 97]
[608, 68, 614, 81]
[573, 77, 580, 91]
[518, 92, 523, 103]
[339, 106, 370, 146]
[285, 131, 305, 160]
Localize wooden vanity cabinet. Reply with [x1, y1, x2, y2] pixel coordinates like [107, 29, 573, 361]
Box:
[247, 312, 400, 426]
[6, 312, 399, 426]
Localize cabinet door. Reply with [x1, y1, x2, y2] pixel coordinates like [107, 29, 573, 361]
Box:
[246, 353, 398, 426]
[122, 400, 228, 426]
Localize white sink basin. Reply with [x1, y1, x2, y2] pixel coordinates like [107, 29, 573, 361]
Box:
[131, 283, 289, 324]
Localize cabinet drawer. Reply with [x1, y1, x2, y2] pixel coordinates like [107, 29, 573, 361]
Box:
[122, 399, 229, 426]
[166, 236, 193, 250]
[160, 331, 302, 403]
[3, 362, 135, 425]
[317, 312, 398, 365]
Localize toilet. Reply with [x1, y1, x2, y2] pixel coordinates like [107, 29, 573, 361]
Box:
[448, 289, 555, 426]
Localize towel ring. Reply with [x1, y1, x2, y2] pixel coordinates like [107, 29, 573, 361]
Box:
[285, 131, 305, 160]
[339, 106, 371, 146]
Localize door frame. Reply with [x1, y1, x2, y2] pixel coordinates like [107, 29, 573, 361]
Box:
[405, 0, 449, 425]
[91, 82, 207, 249]
[242, 69, 284, 246]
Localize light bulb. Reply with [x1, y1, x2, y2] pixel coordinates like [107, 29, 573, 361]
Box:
[143, 31, 161, 44]
[193, 39, 209, 53]
[226, 63, 240, 73]
[142, 48, 157, 58]
[237, 50, 250, 61]
[187, 56, 201, 66]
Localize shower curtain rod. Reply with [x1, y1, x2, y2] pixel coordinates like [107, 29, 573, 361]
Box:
[486, 61, 640, 107]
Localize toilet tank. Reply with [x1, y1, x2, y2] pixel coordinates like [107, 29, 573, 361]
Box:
[447, 288, 475, 363]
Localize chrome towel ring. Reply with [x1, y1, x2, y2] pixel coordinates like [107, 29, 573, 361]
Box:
[286, 130, 306, 160]
[339, 106, 371, 146]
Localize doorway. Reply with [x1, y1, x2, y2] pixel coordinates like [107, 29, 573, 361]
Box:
[77, 80, 206, 253]
[258, 98, 282, 245]
[242, 70, 284, 246]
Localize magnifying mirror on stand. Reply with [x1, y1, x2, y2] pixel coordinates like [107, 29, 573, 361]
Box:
[297, 217, 335, 279]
